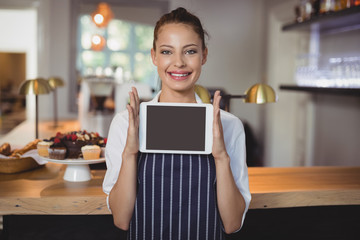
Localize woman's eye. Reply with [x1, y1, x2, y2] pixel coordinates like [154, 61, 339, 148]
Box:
[161, 50, 171, 55]
[185, 49, 197, 55]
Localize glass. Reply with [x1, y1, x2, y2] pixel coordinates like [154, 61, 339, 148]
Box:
[110, 52, 131, 73]
[295, 54, 360, 88]
[134, 53, 156, 84]
[107, 20, 131, 51]
[81, 51, 106, 68]
[135, 24, 154, 51]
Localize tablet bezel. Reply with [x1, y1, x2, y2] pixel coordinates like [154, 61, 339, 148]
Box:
[139, 102, 213, 154]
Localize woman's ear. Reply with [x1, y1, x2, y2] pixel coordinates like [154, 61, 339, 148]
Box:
[151, 48, 157, 66]
[202, 47, 208, 65]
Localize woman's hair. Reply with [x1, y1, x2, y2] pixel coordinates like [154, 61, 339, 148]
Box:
[153, 7, 208, 50]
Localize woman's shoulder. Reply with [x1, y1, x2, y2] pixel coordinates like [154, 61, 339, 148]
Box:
[220, 109, 243, 124]
[220, 110, 245, 133]
[110, 110, 129, 128]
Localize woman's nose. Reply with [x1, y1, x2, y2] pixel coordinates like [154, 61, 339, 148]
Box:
[174, 53, 185, 68]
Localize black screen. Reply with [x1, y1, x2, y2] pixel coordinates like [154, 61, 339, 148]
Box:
[146, 106, 206, 151]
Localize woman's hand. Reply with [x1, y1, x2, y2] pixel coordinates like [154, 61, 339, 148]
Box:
[212, 90, 229, 161]
[123, 87, 140, 157]
[212, 90, 246, 233]
[109, 87, 140, 230]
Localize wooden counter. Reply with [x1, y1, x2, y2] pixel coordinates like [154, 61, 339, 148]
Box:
[0, 163, 109, 215]
[0, 163, 360, 215]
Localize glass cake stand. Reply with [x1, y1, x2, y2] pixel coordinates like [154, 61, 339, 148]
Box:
[41, 157, 105, 182]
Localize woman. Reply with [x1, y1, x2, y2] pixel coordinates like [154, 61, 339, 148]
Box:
[103, 7, 251, 239]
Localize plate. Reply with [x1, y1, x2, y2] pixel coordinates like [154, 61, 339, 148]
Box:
[41, 157, 105, 165]
[40, 157, 105, 182]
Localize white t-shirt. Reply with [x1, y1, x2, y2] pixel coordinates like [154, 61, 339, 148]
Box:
[102, 91, 251, 227]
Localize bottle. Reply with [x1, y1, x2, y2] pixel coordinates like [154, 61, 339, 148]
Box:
[311, 0, 321, 16]
[300, 0, 313, 20]
[354, 0, 360, 6]
[319, 0, 335, 13]
[334, 0, 344, 10]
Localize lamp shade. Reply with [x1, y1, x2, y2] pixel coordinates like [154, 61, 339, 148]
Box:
[91, 34, 106, 51]
[91, 2, 113, 28]
[19, 78, 52, 95]
[195, 84, 211, 103]
[48, 77, 65, 89]
[244, 83, 277, 104]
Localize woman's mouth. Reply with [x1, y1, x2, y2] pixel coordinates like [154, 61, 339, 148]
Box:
[168, 72, 192, 80]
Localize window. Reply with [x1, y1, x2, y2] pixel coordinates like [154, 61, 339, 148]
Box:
[77, 15, 158, 90]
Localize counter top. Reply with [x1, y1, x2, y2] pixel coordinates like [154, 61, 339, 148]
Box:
[0, 163, 359, 215]
[248, 166, 360, 208]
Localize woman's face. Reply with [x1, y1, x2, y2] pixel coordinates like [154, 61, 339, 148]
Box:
[151, 23, 207, 97]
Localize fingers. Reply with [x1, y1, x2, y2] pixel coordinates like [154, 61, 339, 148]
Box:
[213, 90, 223, 135]
[213, 90, 221, 120]
[126, 104, 135, 129]
[128, 87, 140, 115]
[132, 87, 140, 114]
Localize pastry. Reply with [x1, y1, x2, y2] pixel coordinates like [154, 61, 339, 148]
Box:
[98, 138, 107, 158]
[81, 145, 101, 160]
[48, 138, 67, 160]
[37, 140, 53, 157]
[10, 139, 41, 158]
[63, 133, 86, 159]
[0, 143, 11, 156]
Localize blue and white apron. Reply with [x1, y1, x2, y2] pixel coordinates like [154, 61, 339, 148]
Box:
[128, 153, 224, 240]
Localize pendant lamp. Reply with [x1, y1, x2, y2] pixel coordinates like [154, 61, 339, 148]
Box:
[91, 2, 113, 28]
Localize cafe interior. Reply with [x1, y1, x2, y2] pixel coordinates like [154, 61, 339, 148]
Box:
[0, 0, 359, 239]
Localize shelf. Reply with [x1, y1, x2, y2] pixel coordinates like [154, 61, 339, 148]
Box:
[279, 85, 360, 96]
[282, 6, 360, 33]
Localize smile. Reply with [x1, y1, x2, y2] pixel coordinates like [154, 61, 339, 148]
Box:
[169, 72, 191, 77]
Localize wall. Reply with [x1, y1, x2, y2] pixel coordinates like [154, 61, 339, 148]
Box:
[38, 0, 75, 121]
[264, 0, 303, 167]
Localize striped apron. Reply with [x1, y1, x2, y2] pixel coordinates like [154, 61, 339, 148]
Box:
[128, 153, 224, 240]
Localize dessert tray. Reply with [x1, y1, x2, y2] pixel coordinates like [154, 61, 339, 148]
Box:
[41, 157, 105, 182]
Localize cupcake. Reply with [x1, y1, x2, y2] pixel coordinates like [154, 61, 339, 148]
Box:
[37, 140, 53, 157]
[98, 137, 107, 158]
[48, 138, 67, 160]
[81, 145, 101, 160]
[63, 133, 86, 159]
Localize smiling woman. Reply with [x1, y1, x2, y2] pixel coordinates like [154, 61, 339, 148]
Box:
[103, 7, 251, 239]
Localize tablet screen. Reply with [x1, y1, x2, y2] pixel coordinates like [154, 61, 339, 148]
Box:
[146, 105, 206, 151]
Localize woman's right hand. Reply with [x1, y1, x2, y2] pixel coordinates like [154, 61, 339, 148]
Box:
[123, 87, 140, 157]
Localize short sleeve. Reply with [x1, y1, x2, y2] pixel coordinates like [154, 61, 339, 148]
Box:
[221, 111, 251, 229]
[102, 111, 129, 200]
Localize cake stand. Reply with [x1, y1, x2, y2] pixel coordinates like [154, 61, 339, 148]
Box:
[41, 157, 105, 182]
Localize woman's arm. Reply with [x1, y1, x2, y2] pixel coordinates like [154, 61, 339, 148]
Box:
[109, 87, 140, 230]
[212, 90, 246, 234]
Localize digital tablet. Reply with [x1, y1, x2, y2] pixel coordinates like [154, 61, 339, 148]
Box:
[139, 102, 213, 154]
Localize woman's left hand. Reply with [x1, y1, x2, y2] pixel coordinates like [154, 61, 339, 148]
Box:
[212, 90, 229, 161]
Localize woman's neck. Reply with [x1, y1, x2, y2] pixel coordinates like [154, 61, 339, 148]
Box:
[159, 88, 197, 103]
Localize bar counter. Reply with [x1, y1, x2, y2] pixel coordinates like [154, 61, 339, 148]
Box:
[1, 163, 359, 215]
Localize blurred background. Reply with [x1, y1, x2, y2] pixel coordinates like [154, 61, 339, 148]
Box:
[0, 0, 359, 167]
